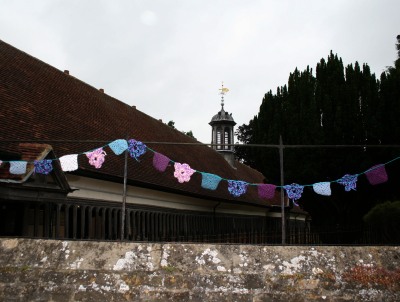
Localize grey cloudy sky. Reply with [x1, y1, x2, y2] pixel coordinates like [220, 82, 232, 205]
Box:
[1, 0, 399, 143]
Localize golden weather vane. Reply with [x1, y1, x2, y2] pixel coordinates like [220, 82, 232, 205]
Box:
[219, 82, 229, 109]
[219, 82, 229, 95]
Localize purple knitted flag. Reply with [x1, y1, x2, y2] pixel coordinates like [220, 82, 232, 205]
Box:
[365, 164, 388, 185]
[258, 184, 276, 199]
[152, 152, 170, 172]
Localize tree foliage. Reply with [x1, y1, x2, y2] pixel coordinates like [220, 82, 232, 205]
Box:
[236, 37, 400, 243]
[363, 201, 400, 243]
[167, 120, 196, 139]
[183, 130, 196, 139]
[167, 120, 176, 129]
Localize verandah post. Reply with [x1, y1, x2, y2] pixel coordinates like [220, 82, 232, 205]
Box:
[121, 142, 128, 240]
[279, 135, 285, 244]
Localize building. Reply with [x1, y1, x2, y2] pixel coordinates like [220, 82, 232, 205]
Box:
[0, 40, 308, 243]
[209, 84, 236, 167]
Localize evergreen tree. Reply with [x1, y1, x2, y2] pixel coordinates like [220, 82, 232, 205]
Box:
[379, 35, 400, 144]
[235, 120, 255, 166]
[235, 37, 400, 243]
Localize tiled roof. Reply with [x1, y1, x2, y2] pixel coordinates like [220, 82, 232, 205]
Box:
[0, 39, 278, 207]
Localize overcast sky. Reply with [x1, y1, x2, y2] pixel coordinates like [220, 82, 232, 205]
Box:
[1, 0, 399, 143]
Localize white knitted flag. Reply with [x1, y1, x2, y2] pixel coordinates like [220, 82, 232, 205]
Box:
[313, 182, 331, 196]
[59, 154, 79, 172]
[10, 161, 27, 174]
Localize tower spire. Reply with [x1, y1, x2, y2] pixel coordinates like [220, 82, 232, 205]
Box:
[219, 82, 229, 110]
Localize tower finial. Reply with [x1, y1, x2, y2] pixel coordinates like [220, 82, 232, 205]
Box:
[219, 82, 229, 109]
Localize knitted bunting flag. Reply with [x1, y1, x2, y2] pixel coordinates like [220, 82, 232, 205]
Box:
[313, 182, 331, 196]
[258, 184, 276, 199]
[228, 180, 248, 197]
[173, 162, 195, 183]
[153, 152, 170, 172]
[283, 183, 304, 201]
[59, 154, 79, 172]
[128, 139, 147, 160]
[86, 148, 107, 169]
[4, 135, 399, 201]
[10, 161, 27, 174]
[365, 164, 388, 185]
[201, 173, 222, 190]
[34, 159, 53, 175]
[109, 139, 128, 155]
[337, 174, 357, 191]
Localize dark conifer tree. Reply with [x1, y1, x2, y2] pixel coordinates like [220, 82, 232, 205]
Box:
[235, 38, 400, 243]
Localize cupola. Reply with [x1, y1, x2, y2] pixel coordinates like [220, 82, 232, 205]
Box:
[209, 83, 236, 167]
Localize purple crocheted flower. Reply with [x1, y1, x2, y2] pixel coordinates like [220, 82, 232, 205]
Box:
[86, 148, 107, 169]
[227, 180, 248, 197]
[283, 183, 304, 201]
[34, 159, 53, 174]
[128, 139, 147, 160]
[174, 162, 195, 183]
[337, 174, 357, 191]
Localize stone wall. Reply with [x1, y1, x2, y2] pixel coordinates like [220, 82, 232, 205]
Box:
[0, 239, 399, 301]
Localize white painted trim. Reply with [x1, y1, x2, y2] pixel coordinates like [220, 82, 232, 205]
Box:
[67, 175, 307, 220]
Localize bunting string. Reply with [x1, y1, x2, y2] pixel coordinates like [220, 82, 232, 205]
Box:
[0, 138, 398, 201]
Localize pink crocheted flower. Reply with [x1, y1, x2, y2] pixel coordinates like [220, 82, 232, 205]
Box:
[174, 162, 195, 183]
[86, 148, 107, 169]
